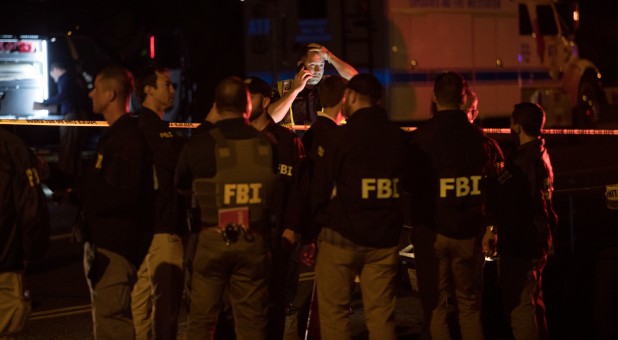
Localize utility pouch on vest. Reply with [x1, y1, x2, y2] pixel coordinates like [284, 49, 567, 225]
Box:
[277, 80, 294, 126]
[192, 127, 277, 230]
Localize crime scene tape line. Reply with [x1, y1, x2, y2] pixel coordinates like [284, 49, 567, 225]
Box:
[29, 304, 92, 320]
[404, 127, 618, 135]
[0, 119, 200, 128]
[3, 119, 618, 135]
[483, 128, 618, 135]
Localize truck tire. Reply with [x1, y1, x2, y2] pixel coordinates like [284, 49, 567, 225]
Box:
[573, 72, 605, 128]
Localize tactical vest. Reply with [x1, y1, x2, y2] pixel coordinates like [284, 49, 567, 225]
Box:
[276, 79, 322, 126]
[192, 128, 277, 227]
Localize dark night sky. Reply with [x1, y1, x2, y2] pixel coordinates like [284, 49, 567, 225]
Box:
[4, 0, 618, 114]
[4, 0, 246, 119]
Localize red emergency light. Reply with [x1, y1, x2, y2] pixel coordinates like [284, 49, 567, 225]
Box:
[150, 35, 155, 59]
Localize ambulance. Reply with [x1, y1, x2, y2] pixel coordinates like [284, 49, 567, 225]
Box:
[386, 0, 602, 127]
[244, 0, 605, 127]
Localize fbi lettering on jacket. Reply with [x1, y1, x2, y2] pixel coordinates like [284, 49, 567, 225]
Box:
[278, 164, 293, 176]
[361, 178, 399, 199]
[439, 176, 481, 198]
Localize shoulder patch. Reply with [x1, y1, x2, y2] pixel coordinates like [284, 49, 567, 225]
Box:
[25, 168, 40, 187]
[95, 153, 104, 169]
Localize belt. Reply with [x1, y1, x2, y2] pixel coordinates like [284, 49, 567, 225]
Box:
[200, 224, 265, 237]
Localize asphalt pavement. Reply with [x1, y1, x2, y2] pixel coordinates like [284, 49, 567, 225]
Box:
[16, 200, 425, 339]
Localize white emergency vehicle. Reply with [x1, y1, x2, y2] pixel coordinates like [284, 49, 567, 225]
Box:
[387, 0, 602, 127]
[244, 0, 605, 127]
[0, 35, 49, 117]
[0, 33, 111, 118]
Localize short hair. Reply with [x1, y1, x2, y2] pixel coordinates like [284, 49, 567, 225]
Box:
[97, 65, 135, 102]
[512, 102, 546, 137]
[50, 61, 68, 71]
[434, 71, 466, 107]
[319, 76, 347, 108]
[135, 66, 170, 104]
[215, 76, 249, 115]
[347, 74, 382, 104]
[244, 76, 271, 98]
[297, 43, 320, 64]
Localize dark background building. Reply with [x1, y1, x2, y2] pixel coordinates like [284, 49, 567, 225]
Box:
[2, 0, 618, 121]
[4, 0, 245, 122]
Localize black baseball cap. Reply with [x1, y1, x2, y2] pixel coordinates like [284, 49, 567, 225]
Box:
[244, 76, 271, 98]
[347, 74, 382, 102]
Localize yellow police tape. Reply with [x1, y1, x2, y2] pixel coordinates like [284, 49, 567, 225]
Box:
[0, 119, 200, 128]
[2, 119, 618, 135]
[483, 128, 618, 135]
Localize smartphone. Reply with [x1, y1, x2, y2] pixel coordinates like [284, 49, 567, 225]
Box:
[297, 64, 306, 73]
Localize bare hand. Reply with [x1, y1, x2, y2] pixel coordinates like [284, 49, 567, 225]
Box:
[281, 228, 297, 245]
[32, 102, 57, 113]
[482, 229, 498, 257]
[292, 66, 312, 91]
[307, 43, 330, 62]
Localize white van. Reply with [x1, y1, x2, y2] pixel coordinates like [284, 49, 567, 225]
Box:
[387, 0, 602, 127]
[244, 0, 605, 127]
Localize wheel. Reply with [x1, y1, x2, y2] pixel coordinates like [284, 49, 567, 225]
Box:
[573, 71, 605, 128]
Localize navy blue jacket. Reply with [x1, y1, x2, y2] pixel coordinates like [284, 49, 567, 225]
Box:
[0, 128, 50, 271]
[136, 108, 187, 235]
[43, 73, 85, 115]
[488, 138, 556, 259]
[409, 109, 504, 239]
[311, 106, 408, 248]
[81, 115, 155, 267]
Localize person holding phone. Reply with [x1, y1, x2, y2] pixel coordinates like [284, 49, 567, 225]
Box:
[268, 43, 358, 126]
[244, 76, 306, 340]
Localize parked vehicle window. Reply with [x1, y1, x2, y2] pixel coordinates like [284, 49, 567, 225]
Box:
[537, 5, 558, 36]
[519, 4, 533, 35]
